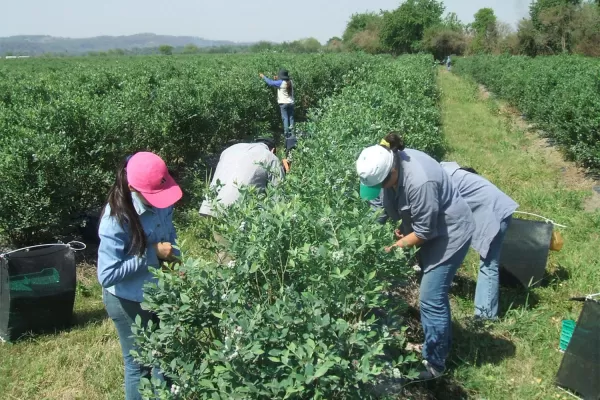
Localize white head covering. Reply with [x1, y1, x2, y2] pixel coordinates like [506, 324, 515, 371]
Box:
[356, 145, 394, 187]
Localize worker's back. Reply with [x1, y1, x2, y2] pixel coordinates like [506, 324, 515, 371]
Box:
[199, 143, 284, 217]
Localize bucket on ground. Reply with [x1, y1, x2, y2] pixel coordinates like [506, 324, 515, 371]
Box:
[0, 242, 83, 342]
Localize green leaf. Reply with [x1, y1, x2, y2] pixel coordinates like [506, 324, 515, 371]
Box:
[313, 362, 334, 380]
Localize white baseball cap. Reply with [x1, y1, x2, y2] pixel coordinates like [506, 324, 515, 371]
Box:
[356, 145, 394, 200]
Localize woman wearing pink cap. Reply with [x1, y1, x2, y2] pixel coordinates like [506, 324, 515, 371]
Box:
[97, 152, 182, 400]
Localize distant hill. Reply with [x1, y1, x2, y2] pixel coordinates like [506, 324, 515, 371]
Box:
[0, 33, 248, 55]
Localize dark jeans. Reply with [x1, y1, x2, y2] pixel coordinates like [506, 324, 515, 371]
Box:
[103, 289, 162, 400]
[279, 103, 295, 137]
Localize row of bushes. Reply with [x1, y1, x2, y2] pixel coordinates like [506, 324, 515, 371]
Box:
[133, 55, 444, 399]
[0, 54, 386, 245]
[454, 55, 600, 170]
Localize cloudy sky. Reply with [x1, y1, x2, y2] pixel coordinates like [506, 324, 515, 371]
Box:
[2, 0, 530, 42]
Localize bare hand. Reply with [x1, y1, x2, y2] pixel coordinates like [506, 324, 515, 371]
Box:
[394, 229, 404, 240]
[385, 245, 396, 253]
[154, 242, 173, 261]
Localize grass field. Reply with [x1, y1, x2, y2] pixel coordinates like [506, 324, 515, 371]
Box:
[436, 69, 600, 400]
[1, 65, 598, 399]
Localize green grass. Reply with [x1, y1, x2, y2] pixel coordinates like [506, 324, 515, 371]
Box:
[438, 69, 600, 400]
[1, 69, 598, 400]
[0, 266, 123, 399]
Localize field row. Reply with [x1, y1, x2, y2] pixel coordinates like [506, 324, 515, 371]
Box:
[0, 54, 389, 244]
[454, 55, 600, 170]
[133, 54, 443, 399]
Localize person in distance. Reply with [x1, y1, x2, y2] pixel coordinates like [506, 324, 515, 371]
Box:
[356, 133, 475, 381]
[440, 162, 518, 320]
[97, 152, 182, 400]
[199, 138, 286, 262]
[259, 69, 295, 138]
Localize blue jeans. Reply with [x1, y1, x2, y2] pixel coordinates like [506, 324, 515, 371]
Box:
[419, 239, 471, 372]
[279, 103, 294, 137]
[475, 216, 512, 319]
[103, 289, 162, 400]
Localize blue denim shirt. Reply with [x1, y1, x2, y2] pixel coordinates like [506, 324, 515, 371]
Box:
[97, 193, 178, 302]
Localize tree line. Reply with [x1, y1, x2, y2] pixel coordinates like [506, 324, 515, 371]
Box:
[336, 0, 600, 59]
[158, 0, 600, 58]
[6, 1, 598, 59]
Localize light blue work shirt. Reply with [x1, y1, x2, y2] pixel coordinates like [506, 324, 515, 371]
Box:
[97, 193, 178, 302]
[382, 149, 475, 273]
[441, 162, 519, 259]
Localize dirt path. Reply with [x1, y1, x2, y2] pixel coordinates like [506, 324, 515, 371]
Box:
[476, 84, 600, 212]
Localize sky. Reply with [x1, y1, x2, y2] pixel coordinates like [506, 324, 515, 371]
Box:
[1, 0, 530, 43]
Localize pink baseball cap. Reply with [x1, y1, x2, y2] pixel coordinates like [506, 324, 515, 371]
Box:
[126, 152, 183, 208]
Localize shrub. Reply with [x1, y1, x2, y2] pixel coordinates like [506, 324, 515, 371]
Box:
[0, 54, 379, 244]
[132, 55, 442, 399]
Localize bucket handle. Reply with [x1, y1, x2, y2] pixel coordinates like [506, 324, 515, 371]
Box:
[513, 211, 567, 228]
[67, 241, 87, 252]
[1, 241, 87, 258]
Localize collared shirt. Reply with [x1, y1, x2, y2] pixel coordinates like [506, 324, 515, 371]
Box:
[441, 162, 519, 259]
[97, 193, 177, 302]
[199, 143, 285, 217]
[382, 149, 475, 273]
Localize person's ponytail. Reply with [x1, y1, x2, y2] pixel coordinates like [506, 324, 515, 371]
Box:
[104, 157, 147, 256]
[285, 79, 293, 97]
[380, 132, 405, 152]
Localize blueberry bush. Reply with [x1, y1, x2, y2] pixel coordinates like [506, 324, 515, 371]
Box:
[0, 54, 380, 244]
[133, 55, 443, 399]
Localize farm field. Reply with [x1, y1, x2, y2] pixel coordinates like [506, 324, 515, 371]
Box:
[436, 69, 600, 400]
[0, 53, 599, 399]
[453, 55, 600, 171]
[0, 53, 383, 245]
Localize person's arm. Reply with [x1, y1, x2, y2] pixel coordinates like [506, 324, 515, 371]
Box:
[386, 232, 425, 252]
[97, 217, 158, 288]
[386, 182, 439, 251]
[262, 76, 284, 88]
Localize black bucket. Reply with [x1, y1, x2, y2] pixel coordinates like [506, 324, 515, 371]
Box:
[499, 217, 553, 288]
[0, 242, 84, 342]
